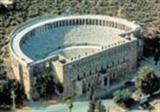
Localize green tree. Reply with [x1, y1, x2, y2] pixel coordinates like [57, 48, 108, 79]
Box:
[0, 79, 25, 106]
[66, 98, 73, 112]
[88, 89, 106, 112]
[88, 88, 96, 112]
[88, 100, 106, 112]
[95, 101, 106, 112]
[88, 100, 96, 112]
[135, 66, 160, 95]
[113, 89, 134, 108]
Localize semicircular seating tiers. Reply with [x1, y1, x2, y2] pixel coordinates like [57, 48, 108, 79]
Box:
[10, 15, 141, 66]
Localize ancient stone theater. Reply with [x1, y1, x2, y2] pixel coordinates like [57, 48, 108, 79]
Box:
[9, 15, 143, 99]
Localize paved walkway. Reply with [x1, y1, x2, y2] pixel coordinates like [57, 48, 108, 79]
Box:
[17, 100, 118, 112]
[17, 99, 151, 112]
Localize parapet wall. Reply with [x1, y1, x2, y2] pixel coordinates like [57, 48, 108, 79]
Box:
[25, 17, 132, 38]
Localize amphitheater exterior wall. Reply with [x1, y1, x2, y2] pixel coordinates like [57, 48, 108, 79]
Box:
[9, 15, 142, 99]
[60, 39, 138, 97]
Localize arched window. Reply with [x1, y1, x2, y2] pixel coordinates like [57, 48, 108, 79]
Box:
[73, 19, 75, 25]
[83, 72, 86, 77]
[104, 77, 108, 86]
[96, 19, 98, 25]
[76, 19, 79, 25]
[103, 20, 105, 26]
[62, 20, 65, 26]
[69, 19, 72, 25]
[99, 20, 102, 25]
[106, 21, 108, 26]
[89, 70, 92, 75]
[95, 68, 98, 73]
[59, 21, 62, 27]
[77, 75, 80, 81]
[109, 21, 112, 27]
[55, 22, 58, 28]
[99, 65, 106, 74]
[66, 20, 69, 26]
[82, 19, 85, 25]
[86, 19, 89, 25]
[111, 22, 114, 27]
[79, 19, 82, 25]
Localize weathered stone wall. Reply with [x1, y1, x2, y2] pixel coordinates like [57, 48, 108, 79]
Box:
[62, 39, 138, 97]
[10, 54, 21, 81]
[10, 53, 32, 99]
[20, 65, 32, 99]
